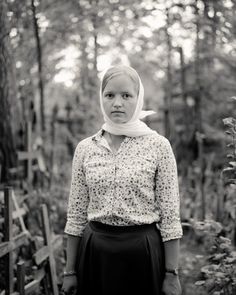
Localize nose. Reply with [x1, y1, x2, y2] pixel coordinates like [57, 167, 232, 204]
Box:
[113, 94, 123, 107]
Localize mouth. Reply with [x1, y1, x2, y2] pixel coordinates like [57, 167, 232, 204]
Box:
[111, 111, 124, 114]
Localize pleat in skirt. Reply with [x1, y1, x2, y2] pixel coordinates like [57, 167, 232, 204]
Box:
[76, 221, 165, 295]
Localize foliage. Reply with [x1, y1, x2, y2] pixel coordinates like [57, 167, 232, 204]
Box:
[188, 115, 236, 295]
[193, 219, 236, 295]
[222, 116, 236, 186]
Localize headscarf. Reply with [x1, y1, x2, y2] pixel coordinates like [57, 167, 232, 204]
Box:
[100, 65, 157, 137]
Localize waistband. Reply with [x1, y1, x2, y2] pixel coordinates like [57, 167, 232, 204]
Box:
[88, 221, 157, 234]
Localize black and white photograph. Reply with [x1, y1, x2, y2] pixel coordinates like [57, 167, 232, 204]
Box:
[0, 0, 236, 294]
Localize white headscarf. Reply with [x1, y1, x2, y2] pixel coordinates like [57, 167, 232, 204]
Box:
[100, 65, 158, 137]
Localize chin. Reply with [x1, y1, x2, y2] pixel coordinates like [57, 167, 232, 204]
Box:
[111, 118, 127, 124]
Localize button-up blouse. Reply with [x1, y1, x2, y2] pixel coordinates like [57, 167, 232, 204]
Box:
[64, 129, 183, 242]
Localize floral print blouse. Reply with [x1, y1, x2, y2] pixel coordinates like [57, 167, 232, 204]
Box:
[64, 129, 183, 242]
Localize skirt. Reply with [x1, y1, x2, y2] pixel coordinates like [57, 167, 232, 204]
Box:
[76, 221, 165, 295]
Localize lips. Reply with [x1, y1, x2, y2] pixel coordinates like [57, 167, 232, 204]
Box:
[111, 111, 124, 113]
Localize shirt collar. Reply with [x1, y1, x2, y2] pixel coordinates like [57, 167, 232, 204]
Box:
[92, 129, 105, 143]
[91, 129, 132, 145]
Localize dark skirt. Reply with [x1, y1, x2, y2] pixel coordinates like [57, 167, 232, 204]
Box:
[76, 221, 165, 295]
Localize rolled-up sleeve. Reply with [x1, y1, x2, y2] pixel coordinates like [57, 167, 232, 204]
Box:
[155, 138, 183, 242]
[64, 142, 89, 237]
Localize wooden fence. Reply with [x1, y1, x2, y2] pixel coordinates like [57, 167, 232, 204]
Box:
[0, 187, 59, 295]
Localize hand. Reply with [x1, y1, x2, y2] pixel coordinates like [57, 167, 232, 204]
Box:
[162, 273, 182, 295]
[61, 275, 78, 295]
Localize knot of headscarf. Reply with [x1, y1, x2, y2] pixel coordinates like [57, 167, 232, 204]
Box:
[100, 65, 158, 137]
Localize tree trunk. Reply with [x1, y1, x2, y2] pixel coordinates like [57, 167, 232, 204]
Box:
[0, 0, 19, 183]
[31, 0, 45, 133]
[178, 46, 189, 134]
[164, 7, 172, 139]
[194, 0, 205, 220]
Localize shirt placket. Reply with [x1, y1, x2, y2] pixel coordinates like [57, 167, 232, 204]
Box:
[110, 137, 131, 215]
[96, 135, 130, 217]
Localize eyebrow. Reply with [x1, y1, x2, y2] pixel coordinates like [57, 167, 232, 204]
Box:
[103, 90, 133, 94]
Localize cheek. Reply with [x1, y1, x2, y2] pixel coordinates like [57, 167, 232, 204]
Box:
[102, 99, 110, 109]
[102, 100, 112, 116]
[127, 100, 138, 113]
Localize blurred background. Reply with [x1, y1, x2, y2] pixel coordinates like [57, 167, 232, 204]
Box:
[0, 0, 236, 294]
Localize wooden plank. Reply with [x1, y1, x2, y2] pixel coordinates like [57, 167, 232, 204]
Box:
[4, 187, 14, 295]
[25, 279, 41, 294]
[17, 261, 25, 295]
[8, 166, 24, 175]
[42, 265, 50, 295]
[26, 122, 32, 186]
[33, 245, 49, 265]
[17, 151, 39, 161]
[12, 208, 27, 220]
[0, 232, 29, 258]
[0, 208, 27, 225]
[12, 190, 27, 233]
[25, 267, 46, 294]
[41, 204, 59, 295]
[14, 231, 29, 247]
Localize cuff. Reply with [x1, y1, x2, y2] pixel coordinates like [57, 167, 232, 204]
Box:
[64, 222, 87, 237]
[159, 223, 183, 242]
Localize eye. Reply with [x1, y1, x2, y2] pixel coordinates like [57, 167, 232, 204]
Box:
[122, 93, 131, 99]
[104, 93, 114, 99]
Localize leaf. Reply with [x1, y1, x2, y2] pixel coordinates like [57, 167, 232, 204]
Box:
[195, 280, 205, 286]
[225, 130, 233, 135]
[215, 272, 225, 278]
[229, 161, 236, 167]
[223, 117, 236, 127]
[222, 168, 236, 182]
[220, 243, 230, 250]
[212, 253, 227, 261]
[219, 236, 231, 244]
[201, 264, 219, 273]
[201, 265, 210, 273]
[222, 167, 235, 173]
[227, 143, 234, 148]
[225, 257, 236, 263]
[227, 154, 234, 159]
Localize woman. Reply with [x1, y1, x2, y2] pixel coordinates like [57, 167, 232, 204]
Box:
[62, 65, 183, 295]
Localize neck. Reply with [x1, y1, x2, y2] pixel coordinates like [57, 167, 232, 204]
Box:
[103, 130, 125, 141]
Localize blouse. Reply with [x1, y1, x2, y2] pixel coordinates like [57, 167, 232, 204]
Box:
[64, 129, 183, 242]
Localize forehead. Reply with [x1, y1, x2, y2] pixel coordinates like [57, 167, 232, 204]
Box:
[103, 74, 138, 92]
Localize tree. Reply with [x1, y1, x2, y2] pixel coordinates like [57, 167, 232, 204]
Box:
[0, 0, 21, 183]
[31, 0, 45, 133]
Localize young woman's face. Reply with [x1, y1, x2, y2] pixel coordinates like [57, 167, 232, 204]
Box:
[102, 74, 138, 124]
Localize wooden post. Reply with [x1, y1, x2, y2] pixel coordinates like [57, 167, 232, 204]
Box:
[41, 204, 59, 295]
[4, 187, 14, 295]
[17, 121, 39, 190]
[17, 261, 25, 295]
[12, 190, 27, 233]
[49, 105, 58, 188]
[0, 187, 29, 294]
[196, 132, 205, 220]
[178, 46, 189, 135]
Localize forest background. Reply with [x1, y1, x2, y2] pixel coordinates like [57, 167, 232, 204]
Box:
[1, 0, 236, 294]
